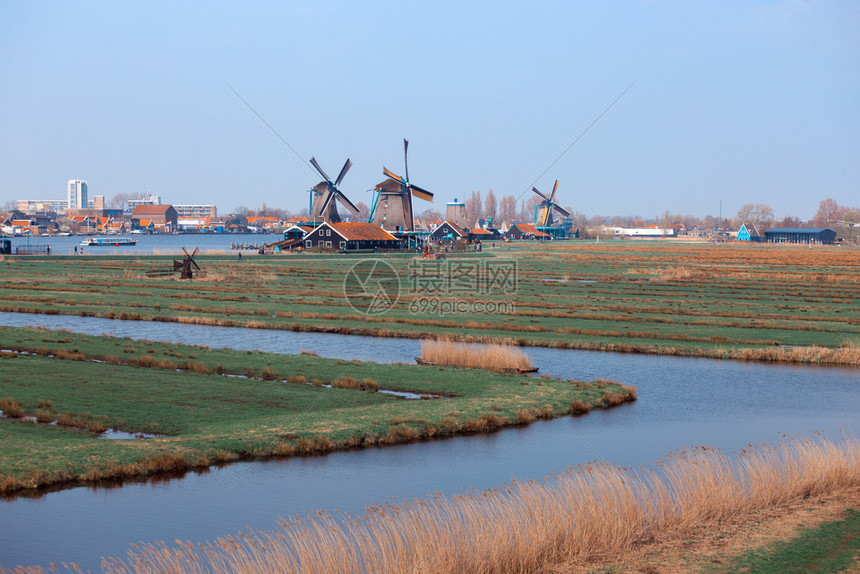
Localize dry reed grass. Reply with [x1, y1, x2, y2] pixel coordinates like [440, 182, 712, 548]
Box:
[0, 398, 24, 418]
[98, 436, 860, 574]
[735, 344, 860, 366]
[419, 339, 534, 373]
[332, 377, 379, 392]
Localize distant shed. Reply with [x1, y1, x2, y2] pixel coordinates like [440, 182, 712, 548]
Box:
[764, 228, 836, 245]
[736, 223, 762, 242]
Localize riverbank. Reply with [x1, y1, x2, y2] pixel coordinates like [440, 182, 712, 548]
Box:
[0, 326, 635, 496]
[559, 483, 860, 573]
[1, 241, 857, 364]
[9, 437, 854, 574]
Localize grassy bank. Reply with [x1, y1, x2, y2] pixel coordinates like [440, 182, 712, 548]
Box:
[715, 508, 860, 573]
[24, 436, 857, 574]
[0, 241, 858, 363]
[0, 326, 635, 495]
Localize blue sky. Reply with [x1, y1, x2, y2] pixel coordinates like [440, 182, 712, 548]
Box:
[1, 1, 857, 219]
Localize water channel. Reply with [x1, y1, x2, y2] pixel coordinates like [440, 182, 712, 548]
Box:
[5, 233, 277, 256]
[0, 312, 857, 570]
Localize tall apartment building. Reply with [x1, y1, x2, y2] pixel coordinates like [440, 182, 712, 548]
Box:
[67, 180, 88, 209]
[173, 204, 217, 218]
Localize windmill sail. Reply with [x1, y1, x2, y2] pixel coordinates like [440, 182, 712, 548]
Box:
[532, 180, 571, 227]
[370, 139, 433, 231]
[308, 157, 359, 224]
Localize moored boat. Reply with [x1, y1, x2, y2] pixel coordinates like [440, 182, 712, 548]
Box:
[80, 237, 137, 247]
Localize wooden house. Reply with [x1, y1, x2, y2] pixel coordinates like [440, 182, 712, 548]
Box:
[504, 223, 550, 240]
[468, 227, 500, 242]
[430, 221, 467, 243]
[736, 223, 762, 242]
[303, 222, 400, 250]
[284, 224, 315, 241]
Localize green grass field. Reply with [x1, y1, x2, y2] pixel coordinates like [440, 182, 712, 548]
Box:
[0, 326, 635, 495]
[0, 241, 857, 363]
[710, 509, 860, 573]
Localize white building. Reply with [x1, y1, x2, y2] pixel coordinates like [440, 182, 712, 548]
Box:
[608, 227, 675, 238]
[67, 180, 88, 209]
[173, 204, 217, 218]
[17, 199, 68, 214]
[127, 195, 162, 210]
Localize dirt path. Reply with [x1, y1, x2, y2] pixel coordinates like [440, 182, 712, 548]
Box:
[553, 485, 860, 573]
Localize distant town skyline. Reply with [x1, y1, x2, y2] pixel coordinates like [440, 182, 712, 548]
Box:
[1, 2, 857, 221]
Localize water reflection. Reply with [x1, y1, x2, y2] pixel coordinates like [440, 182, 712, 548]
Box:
[0, 311, 856, 570]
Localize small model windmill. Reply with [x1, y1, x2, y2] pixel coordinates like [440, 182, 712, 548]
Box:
[369, 139, 433, 231]
[174, 247, 202, 279]
[532, 180, 571, 227]
[308, 157, 361, 224]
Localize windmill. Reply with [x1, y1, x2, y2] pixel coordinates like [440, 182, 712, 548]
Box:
[532, 180, 571, 227]
[308, 157, 360, 224]
[174, 247, 202, 279]
[369, 139, 433, 231]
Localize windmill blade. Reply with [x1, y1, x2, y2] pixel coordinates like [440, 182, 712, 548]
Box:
[532, 187, 550, 201]
[409, 185, 434, 202]
[319, 190, 336, 214]
[549, 180, 560, 203]
[334, 158, 352, 187]
[191, 247, 199, 257]
[190, 257, 201, 271]
[403, 139, 409, 183]
[552, 205, 572, 218]
[383, 166, 404, 182]
[335, 191, 361, 216]
[541, 206, 551, 227]
[182, 246, 191, 258]
[309, 157, 331, 183]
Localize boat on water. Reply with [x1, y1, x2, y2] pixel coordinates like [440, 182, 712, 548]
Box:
[80, 237, 137, 247]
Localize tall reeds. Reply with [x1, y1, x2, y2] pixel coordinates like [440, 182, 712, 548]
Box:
[419, 339, 534, 372]
[101, 436, 860, 574]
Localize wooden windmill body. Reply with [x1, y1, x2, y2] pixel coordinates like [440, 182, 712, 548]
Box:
[308, 157, 360, 224]
[173, 247, 202, 279]
[369, 139, 433, 232]
[532, 180, 571, 228]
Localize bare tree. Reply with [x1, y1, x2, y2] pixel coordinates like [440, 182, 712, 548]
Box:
[497, 195, 517, 224]
[811, 198, 844, 228]
[355, 202, 370, 222]
[108, 191, 149, 212]
[522, 195, 541, 223]
[251, 203, 289, 219]
[736, 203, 774, 233]
[484, 189, 497, 222]
[775, 215, 802, 228]
[465, 190, 482, 226]
[417, 207, 442, 221]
